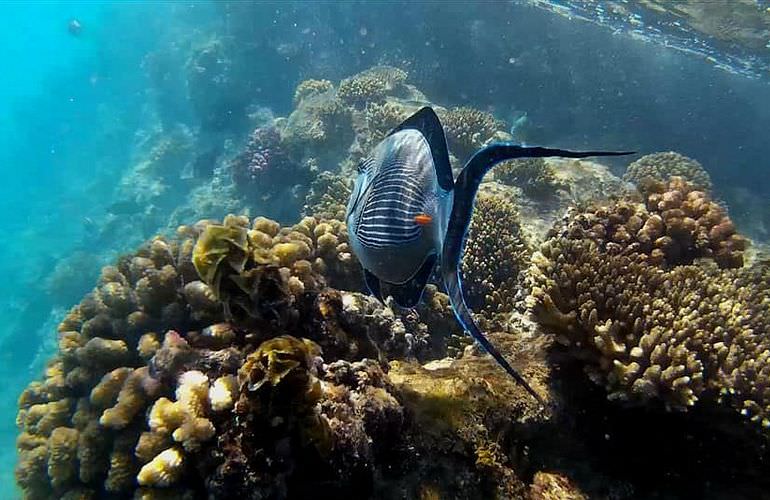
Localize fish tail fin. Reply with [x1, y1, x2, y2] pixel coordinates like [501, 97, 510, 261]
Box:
[441, 143, 632, 403]
[442, 266, 546, 406]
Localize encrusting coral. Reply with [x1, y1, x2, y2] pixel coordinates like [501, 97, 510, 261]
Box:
[623, 151, 713, 193]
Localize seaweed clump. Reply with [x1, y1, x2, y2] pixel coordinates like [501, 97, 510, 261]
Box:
[623, 151, 713, 193]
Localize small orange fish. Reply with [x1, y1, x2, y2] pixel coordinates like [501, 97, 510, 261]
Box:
[414, 214, 433, 226]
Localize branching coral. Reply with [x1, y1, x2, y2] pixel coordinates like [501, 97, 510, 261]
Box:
[623, 151, 713, 193]
[438, 106, 505, 161]
[293, 78, 334, 105]
[552, 176, 748, 269]
[337, 66, 408, 108]
[528, 236, 770, 427]
[462, 191, 533, 326]
[303, 171, 352, 222]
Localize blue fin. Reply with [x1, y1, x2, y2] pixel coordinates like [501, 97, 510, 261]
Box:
[390, 253, 437, 308]
[389, 107, 453, 191]
[441, 143, 634, 405]
[363, 268, 383, 302]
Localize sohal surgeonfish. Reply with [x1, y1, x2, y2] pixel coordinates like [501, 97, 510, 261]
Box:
[346, 107, 633, 404]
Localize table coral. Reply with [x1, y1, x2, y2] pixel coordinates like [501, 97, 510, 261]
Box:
[623, 151, 713, 193]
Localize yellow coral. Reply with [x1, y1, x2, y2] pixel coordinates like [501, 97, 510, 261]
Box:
[105, 451, 136, 492]
[137, 333, 161, 360]
[135, 432, 172, 464]
[90, 367, 132, 408]
[175, 370, 209, 418]
[148, 398, 185, 435]
[209, 375, 237, 412]
[100, 367, 153, 429]
[48, 426, 79, 488]
[172, 416, 215, 451]
[137, 447, 184, 487]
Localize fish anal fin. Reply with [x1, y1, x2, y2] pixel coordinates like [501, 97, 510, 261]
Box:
[363, 268, 384, 302]
[389, 253, 437, 308]
[388, 107, 453, 191]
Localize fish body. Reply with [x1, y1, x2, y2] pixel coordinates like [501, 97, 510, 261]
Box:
[346, 107, 633, 404]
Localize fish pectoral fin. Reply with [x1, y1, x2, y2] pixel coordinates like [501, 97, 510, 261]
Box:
[363, 268, 384, 302]
[389, 253, 437, 309]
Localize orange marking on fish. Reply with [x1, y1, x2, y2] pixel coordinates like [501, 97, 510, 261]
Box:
[414, 214, 433, 226]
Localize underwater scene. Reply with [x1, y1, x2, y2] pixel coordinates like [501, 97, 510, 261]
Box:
[4, 1, 770, 498]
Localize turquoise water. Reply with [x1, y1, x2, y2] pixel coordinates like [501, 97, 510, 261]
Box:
[4, 2, 770, 498]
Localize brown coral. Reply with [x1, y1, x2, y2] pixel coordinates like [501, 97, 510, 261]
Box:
[462, 190, 533, 326]
[495, 157, 566, 199]
[623, 151, 713, 192]
[553, 176, 748, 269]
[528, 236, 770, 426]
[337, 66, 408, 108]
[439, 106, 505, 161]
[293, 78, 334, 105]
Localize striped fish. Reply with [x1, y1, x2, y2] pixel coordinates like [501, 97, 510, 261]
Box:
[346, 107, 633, 405]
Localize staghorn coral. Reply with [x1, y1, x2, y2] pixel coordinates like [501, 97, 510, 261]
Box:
[553, 176, 748, 269]
[462, 190, 533, 326]
[495, 157, 567, 199]
[528, 236, 770, 425]
[293, 78, 334, 105]
[337, 66, 408, 108]
[623, 151, 713, 192]
[439, 106, 505, 161]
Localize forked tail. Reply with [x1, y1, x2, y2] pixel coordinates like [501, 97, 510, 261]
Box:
[441, 143, 634, 405]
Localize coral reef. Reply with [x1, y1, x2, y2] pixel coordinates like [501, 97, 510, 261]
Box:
[528, 235, 770, 425]
[495, 157, 567, 199]
[303, 171, 352, 221]
[231, 126, 311, 198]
[438, 106, 506, 161]
[623, 151, 713, 193]
[293, 78, 334, 105]
[462, 190, 533, 327]
[282, 86, 354, 169]
[552, 176, 748, 269]
[337, 66, 408, 108]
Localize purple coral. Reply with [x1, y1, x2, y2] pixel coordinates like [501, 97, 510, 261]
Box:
[231, 126, 293, 189]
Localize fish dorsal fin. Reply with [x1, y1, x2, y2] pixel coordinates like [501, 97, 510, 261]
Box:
[388, 106, 453, 191]
[388, 253, 437, 308]
[363, 268, 383, 301]
[441, 142, 634, 404]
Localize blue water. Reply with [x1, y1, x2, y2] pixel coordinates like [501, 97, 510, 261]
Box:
[3, 2, 770, 497]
